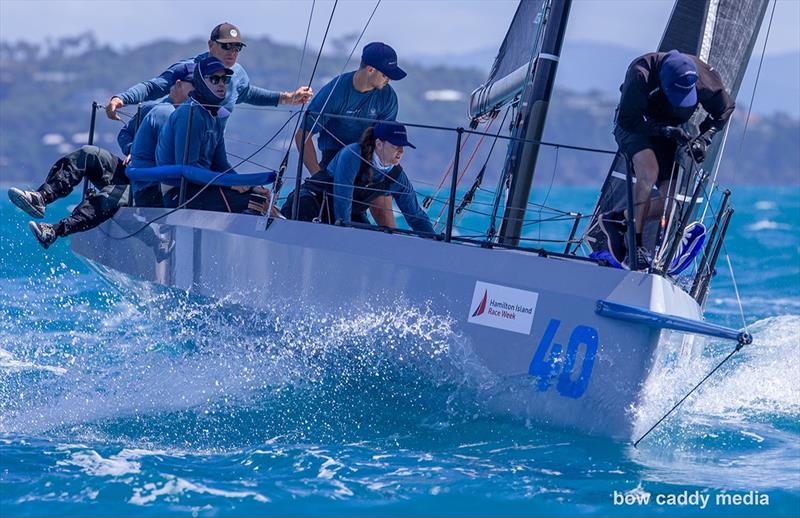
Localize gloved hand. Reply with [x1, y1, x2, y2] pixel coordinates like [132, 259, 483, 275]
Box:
[660, 125, 691, 145]
[689, 130, 716, 163]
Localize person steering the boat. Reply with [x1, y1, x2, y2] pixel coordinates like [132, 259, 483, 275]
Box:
[600, 50, 734, 268]
[294, 42, 406, 227]
[282, 122, 434, 235]
[156, 56, 270, 215]
[6, 67, 197, 249]
[105, 22, 312, 124]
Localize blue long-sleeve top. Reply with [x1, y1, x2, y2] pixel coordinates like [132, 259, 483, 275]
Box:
[155, 99, 236, 173]
[128, 100, 174, 169]
[115, 52, 281, 113]
[328, 143, 434, 234]
[116, 101, 158, 155]
[302, 71, 398, 154]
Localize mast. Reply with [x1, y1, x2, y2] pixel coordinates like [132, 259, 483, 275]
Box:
[498, 0, 572, 246]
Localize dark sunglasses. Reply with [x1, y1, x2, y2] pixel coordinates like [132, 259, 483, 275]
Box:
[214, 41, 244, 52]
[205, 74, 232, 85]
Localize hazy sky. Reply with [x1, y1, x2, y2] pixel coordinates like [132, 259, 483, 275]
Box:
[1, 0, 798, 57]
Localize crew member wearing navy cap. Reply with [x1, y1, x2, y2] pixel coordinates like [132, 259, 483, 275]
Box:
[284, 122, 434, 235]
[157, 56, 270, 214]
[106, 22, 312, 123]
[600, 50, 735, 268]
[295, 42, 406, 226]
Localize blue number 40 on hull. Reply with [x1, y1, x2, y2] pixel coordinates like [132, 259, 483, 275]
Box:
[528, 319, 599, 399]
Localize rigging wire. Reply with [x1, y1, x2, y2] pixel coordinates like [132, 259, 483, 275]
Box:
[270, 0, 338, 200]
[431, 115, 498, 228]
[422, 131, 475, 210]
[732, 0, 777, 170]
[270, 0, 381, 217]
[98, 111, 302, 241]
[633, 337, 748, 448]
[453, 106, 511, 224]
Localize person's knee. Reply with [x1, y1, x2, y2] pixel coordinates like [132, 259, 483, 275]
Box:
[632, 150, 659, 187]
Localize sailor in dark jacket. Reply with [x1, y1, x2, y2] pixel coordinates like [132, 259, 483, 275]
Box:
[7, 67, 195, 249]
[600, 50, 735, 267]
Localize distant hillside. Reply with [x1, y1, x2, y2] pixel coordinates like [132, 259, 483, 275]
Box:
[0, 33, 797, 188]
[410, 41, 800, 117]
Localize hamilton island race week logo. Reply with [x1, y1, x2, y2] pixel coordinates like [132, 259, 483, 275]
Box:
[471, 290, 488, 317]
[467, 281, 539, 335]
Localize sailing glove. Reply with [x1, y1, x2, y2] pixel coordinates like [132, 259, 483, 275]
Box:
[660, 126, 692, 145]
[689, 129, 717, 163]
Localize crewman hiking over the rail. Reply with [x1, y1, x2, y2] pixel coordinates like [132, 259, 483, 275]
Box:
[6, 67, 197, 249]
[283, 122, 434, 235]
[156, 56, 270, 215]
[296, 41, 406, 226]
[600, 50, 735, 269]
[126, 64, 196, 208]
[105, 22, 313, 123]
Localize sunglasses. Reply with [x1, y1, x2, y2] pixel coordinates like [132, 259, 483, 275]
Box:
[214, 41, 244, 52]
[205, 74, 232, 85]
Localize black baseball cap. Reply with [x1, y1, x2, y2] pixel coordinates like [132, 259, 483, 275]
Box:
[374, 122, 415, 148]
[361, 42, 406, 80]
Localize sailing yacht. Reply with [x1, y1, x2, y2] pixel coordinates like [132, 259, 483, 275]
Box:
[70, 0, 766, 440]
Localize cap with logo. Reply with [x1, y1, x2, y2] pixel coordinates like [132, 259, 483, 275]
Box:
[659, 50, 699, 108]
[361, 42, 406, 81]
[373, 122, 415, 148]
[211, 22, 246, 46]
[197, 56, 234, 78]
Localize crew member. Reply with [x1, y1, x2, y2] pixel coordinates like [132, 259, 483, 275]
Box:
[283, 122, 434, 235]
[295, 42, 405, 226]
[156, 56, 269, 214]
[600, 50, 734, 268]
[105, 22, 312, 122]
[7, 67, 196, 249]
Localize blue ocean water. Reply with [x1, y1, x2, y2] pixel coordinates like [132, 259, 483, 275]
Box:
[0, 186, 798, 517]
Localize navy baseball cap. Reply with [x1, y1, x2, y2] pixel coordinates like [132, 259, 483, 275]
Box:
[660, 50, 698, 108]
[374, 122, 415, 148]
[361, 42, 407, 81]
[174, 62, 195, 82]
[197, 56, 233, 77]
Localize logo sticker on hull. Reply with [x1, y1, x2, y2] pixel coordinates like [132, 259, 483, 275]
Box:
[467, 281, 539, 335]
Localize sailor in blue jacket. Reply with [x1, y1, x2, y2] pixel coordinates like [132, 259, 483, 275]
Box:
[157, 56, 269, 214]
[127, 72, 196, 206]
[106, 22, 312, 122]
[295, 42, 405, 226]
[283, 122, 434, 235]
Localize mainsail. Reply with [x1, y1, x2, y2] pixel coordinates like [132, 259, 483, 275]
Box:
[583, 0, 769, 271]
[468, 0, 547, 119]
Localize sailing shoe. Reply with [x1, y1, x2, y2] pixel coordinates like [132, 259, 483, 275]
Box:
[598, 211, 627, 266]
[8, 188, 46, 219]
[28, 221, 57, 249]
[626, 246, 653, 271]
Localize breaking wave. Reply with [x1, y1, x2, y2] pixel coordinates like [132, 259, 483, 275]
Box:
[0, 276, 501, 447]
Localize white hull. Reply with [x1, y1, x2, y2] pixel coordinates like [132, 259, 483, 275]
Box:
[72, 207, 704, 439]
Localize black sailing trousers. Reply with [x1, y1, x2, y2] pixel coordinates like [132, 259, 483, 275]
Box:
[36, 145, 130, 237]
